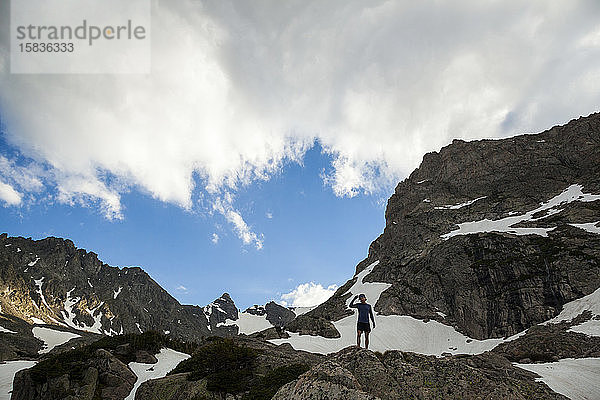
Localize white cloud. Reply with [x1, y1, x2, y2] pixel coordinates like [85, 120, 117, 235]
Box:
[0, 181, 22, 206]
[1, 1, 599, 240]
[280, 282, 338, 307]
[213, 194, 263, 249]
[211, 233, 219, 244]
[266, 212, 273, 219]
[175, 285, 188, 293]
[0, 156, 44, 192]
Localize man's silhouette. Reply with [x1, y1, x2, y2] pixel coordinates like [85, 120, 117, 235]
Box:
[350, 293, 375, 349]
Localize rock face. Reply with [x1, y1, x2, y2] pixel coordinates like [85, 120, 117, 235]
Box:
[274, 346, 566, 400]
[273, 359, 379, 400]
[0, 235, 244, 342]
[202, 293, 239, 336]
[492, 314, 600, 362]
[244, 301, 296, 327]
[291, 113, 600, 340]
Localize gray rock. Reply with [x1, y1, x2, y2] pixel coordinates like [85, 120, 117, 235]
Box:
[12, 348, 136, 400]
[272, 360, 380, 400]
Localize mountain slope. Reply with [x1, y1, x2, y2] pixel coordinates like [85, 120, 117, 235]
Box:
[0, 235, 240, 342]
[286, 112, 600, 346]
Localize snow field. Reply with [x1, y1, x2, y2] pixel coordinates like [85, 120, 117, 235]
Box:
[125, 348, 190, 400]
[32, 326, 81, 354]
[516, 358, 600, 400]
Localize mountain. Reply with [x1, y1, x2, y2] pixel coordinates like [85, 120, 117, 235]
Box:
[0, 234, 242, 343]
[282, 112, 600, 355]
[2, 113, 600, 400]
[0, 234, 307, 362]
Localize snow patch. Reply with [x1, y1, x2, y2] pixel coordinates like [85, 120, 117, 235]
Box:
[516, 358, 600, 400]
[61, 289, 104, 334]
[87, 278, 93, 288]
[570, 221, 600, 235]
[435, 196, 486, 210]
[0, 360, 37, 400]
[32, 327, 80, 354]
[0, 326, 16, 334]
[113, 286, 123, 299]
[84, 303, 104, 334]
[33, 277, 51, 309]
[442, 184, 600, 239]
[61, 288, 80, 329]
[125, 348, 190, 400]
[135, 322, 143, 333]
[544, 287, 600, 337]
[27, 257, 40, 267]
[218, 312, 273, 335]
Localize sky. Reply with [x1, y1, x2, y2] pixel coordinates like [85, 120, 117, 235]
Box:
[0, 0, 599, 309]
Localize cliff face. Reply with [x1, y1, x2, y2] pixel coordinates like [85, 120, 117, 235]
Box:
[291, 113, 600, 340]
[0, 234, 237, 342]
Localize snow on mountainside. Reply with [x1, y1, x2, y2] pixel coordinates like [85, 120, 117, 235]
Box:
[0, 235, 276, 344]
[275, 113, 600, 398]
[516, 358, 600, 400]
[0, 233, 303, 365]
[271, 260, 513, 354]
[286, 112, 600, 344]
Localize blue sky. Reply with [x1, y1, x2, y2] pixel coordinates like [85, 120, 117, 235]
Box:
[0, 136, 387, 309]
[1, 1, 599, 309]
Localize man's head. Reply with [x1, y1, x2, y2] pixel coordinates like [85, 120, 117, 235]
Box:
[359, 294, 366, 303]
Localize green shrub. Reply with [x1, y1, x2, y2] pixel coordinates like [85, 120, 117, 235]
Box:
[242, 364, 309, 400]
[170, 338, 258, 393]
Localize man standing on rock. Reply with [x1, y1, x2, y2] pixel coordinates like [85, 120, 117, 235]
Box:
[350, 293, 375, 349]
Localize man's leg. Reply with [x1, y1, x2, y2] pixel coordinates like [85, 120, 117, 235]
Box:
[365, 331, 370, 349]
[357, 330, 362, 347]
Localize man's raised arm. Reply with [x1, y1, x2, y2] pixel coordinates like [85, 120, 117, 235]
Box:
[369, 305, 375, 327]
[349, 295, 359, 308]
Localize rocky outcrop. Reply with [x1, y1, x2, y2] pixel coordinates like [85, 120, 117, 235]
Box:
[291, 113, 600, 340]
[244, 301, 296, 327]
[135, 336, 323, 400]
[202, 293, 239, 336]
[0, 313, 42, 361]
[12, 348, 136, 400]
[273, 360, 379, 400]
[275, 346, 567, 400]
[134, 373, 222, 400]
[492, 313, 600, 362]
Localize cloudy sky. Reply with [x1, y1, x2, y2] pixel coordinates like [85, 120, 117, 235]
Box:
[1, 1, 599, 308]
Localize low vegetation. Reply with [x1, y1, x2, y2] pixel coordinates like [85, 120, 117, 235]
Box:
[29, 331, 196, 384]
[170, 337, 308, 399]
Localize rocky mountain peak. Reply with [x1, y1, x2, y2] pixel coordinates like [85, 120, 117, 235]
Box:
[288, 112, 600, 341]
